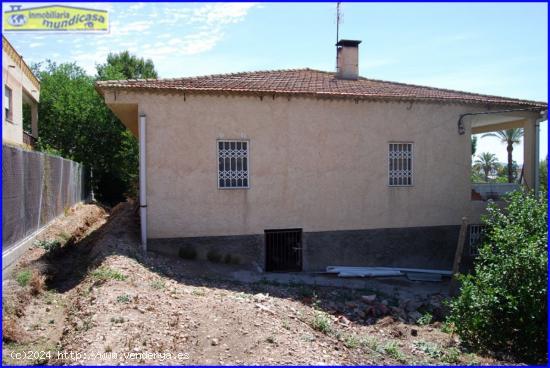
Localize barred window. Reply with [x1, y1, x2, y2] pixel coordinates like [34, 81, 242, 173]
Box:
[218, 140, 249, 189]
[389, 143, 413, 186]
[469, 224, 486, 256]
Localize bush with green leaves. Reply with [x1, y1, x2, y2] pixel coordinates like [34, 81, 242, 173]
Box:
[448, 190, 547, 363]
[34, 239, 61, 252]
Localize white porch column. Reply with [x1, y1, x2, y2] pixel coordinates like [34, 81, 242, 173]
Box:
[31, 103, 38, 138]
[139, 113, 147, 251]
[523, 118, 537, 191]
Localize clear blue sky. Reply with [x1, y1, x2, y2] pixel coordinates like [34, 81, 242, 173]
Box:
[4, 2, 548, 163]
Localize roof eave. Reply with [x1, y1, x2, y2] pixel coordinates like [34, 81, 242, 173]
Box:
[94, 84, 547, 109]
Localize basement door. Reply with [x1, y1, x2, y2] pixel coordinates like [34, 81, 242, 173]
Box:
[265, 228, 303, 272]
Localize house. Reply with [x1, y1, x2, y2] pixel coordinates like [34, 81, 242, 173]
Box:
[96, 40, 547, 272]
[2, 35, 40, 148]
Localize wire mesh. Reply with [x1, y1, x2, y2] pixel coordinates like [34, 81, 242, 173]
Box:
[2, 145, 89, 250]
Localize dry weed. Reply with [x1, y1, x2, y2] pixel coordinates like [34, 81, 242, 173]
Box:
[29, 269, 46, 296]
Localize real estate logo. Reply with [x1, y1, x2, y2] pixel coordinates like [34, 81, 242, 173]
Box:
[3, 4, 109, 32]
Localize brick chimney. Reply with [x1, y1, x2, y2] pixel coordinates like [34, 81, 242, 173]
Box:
[336, 40, 361, 80]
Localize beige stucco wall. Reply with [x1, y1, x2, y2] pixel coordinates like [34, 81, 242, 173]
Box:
[106, 90, 501, 239]
[2, 44, 40, 146]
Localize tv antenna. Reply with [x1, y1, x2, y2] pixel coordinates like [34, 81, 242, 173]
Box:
[336, 2, 342, 43]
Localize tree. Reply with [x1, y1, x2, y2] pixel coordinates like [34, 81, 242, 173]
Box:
[448, 190, 547, 363]
[474, 152, 499, 182]
[96, 51, 158, 81]
[34, 61, 130, 203]
[496, 160, 518, 182]
[482, 128, 523, 183]
[35, 52, 158, 204]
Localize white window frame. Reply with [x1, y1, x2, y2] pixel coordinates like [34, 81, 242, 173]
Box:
[4, 85, 13, 122]
[217, 139, 250, 189]
[388, 142, 414, 187]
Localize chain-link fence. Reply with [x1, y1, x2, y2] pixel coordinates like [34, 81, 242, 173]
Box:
[2, 145, 90, 251]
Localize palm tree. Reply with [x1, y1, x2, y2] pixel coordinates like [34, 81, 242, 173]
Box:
[474, 152, 499, 182]
[482, 128, 523, 183]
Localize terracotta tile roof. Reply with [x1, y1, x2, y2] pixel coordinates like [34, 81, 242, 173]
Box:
[96, 68, 547, 108]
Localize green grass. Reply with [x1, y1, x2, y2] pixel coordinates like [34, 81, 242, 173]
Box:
[16, 269, 32, 287]
[343, 334, 360, 349]
[192, 289, 206, 296]
[34, 239, 61, 252]
[413, 340, 442, 359]
[90, 267, 127, 282]
[42, 290, 59, 305]
[442, 347, 461, 364]
[150, 279, 165, 290]
[441, 321, 455, 334]
[384, 341, 406, 362]
[310, 311, 332, 334]
[110, 316, 125, 324]
[361, 336, 383, 353]
[417, 312, 433, 325]
[412, 340, 460, 363]
[116, 294, 130, 303]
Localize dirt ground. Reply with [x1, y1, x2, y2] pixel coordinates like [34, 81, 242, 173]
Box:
[2, 201, 514, 365]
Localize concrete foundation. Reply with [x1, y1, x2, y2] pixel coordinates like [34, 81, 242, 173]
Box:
[149, 224, 474, 272]
[149, 234, 265, 270]
[303, 225, 461, 271]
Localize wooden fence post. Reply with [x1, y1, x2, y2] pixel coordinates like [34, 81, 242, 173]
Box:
[449, 217, 468, 296]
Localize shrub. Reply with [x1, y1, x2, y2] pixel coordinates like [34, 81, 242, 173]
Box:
[416, 312, 432, 325]
[34, 239, 61, 252]
[447, 190, 547, 363]
[206, 250, 222, 263]
[58, 232, 71, 242]
[16, 270, 32, 287]
[2, 317, 26, 343]
[310, 311, 332, 334]
[178, 246, 197, 260]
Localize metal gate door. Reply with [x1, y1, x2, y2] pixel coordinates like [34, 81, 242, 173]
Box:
[265, 228, 302, 272]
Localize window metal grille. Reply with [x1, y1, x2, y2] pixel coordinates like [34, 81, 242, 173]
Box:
[469, 224, 486, 256]
[389, 143, 413, 186]
[265, 228, 303, 272]
[217, 140, 249, 189]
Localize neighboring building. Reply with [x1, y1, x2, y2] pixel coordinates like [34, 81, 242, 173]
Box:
[96, 40, 547, 272]
[2, 35, 40, 148]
